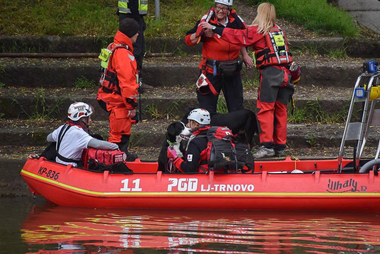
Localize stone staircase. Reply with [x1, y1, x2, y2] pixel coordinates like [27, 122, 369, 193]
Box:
[1, 11, 380, 161]
[1, 36, 379, 162]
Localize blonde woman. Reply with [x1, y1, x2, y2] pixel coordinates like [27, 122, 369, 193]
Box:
[202, 2, 296, 158]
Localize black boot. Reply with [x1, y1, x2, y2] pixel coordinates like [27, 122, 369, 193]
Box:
[118, 135, 138, 162]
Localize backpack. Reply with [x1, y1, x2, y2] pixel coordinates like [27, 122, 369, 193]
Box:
[41, 125, 80, 165]
[41, 142, 57, 161]
[81, 148, 133, 173]
[204, 126, 254, 173]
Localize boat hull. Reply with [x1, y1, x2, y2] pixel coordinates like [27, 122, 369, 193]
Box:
[20, 157, 380, 211]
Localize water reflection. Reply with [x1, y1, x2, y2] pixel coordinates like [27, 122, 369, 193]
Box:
[21, 203, 380, 253]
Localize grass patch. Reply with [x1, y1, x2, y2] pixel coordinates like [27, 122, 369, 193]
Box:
[244, 0, 359, 37]
[288, 100, 347, 124]
[216, 96, 228, 114]
[241, 68, 260, 88]
[326, 47, 348, 59]
[73, 76, 98, 88]
[144, 104, 164, 119]
[145, 0, 213, 38]
[1, 0, 213, 37]
[1, 0, 358, 38]
[1, 0, 118, 36]
[12, 88, 64, 120]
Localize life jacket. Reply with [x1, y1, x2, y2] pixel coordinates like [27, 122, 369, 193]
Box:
[197, 126, 254, 173]
[118, 0, 148, 15]
[98, 43, 129, 95]
[254, 25, 293, 69]
[199, 7, 246, 74]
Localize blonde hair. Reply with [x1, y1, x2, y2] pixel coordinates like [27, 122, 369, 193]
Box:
[251, 2, 276, 34]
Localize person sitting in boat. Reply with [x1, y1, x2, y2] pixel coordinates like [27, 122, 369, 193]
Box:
[46, 102, 119, 167]
[167, 108, 211, 173]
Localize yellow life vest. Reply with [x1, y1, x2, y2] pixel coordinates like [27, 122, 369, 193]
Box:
[118, 0, 148, 15]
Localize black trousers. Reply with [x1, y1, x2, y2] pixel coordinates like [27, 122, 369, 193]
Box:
[196, 71, 244, 114]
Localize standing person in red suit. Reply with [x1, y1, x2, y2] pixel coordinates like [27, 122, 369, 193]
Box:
[97, 18, 140, 161]
[202, 2, 299, 158]
[117, 0, 148, 85]
[185, 0, 254, 114]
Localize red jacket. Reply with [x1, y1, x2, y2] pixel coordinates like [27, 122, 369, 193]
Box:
[97, 31, 139, 109]
[221, 25, 292, 68]
[185, 8, 246, 72]
[221, 25, 266, 52]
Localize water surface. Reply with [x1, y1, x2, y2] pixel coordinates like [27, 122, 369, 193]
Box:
[2, 198, 380, 253]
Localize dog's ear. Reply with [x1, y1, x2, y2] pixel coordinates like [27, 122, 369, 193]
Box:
[167, 123, 176, 136]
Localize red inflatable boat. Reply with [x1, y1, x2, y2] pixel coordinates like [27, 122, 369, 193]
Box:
[20, 156, 380, 211]
[21, 62, 380, 211]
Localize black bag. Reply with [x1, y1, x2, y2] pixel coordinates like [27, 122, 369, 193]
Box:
[207, 126, 254, 173]
[218, 59, 243, 77]
[41, 142, 57, 161]
[235, 142, 254, 173]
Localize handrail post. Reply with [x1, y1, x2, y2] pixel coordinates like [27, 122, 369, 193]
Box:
[155, 0, 160, 20]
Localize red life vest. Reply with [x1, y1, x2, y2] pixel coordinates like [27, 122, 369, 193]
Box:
[99, 43, 129, 95]
[254, 25, 293, 69]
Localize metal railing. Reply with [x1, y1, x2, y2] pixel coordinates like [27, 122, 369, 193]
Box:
[155, 0, 160, 20]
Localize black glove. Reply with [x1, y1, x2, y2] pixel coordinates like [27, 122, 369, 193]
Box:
[132, 112, 139, 124]
[126, 98, 138, 108]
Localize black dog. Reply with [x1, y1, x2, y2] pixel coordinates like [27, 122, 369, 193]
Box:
[157, 121, 191, 172]
[182, 108, 259, 149]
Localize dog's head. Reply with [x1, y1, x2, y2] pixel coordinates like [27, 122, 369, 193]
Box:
[166, 121, 191, 144]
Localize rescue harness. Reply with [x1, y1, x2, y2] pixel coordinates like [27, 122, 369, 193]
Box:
[99, 43, 129, 95]
[56, 124, 81, 165]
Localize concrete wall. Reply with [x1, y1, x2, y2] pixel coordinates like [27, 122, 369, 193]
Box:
[336, 0, 380, 33]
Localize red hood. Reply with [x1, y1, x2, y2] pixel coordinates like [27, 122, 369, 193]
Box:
[113, 30, 134, 51]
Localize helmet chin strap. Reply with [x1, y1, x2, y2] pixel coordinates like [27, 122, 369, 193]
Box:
[67, 118, 90, 132]
[80, 118, 90, 131]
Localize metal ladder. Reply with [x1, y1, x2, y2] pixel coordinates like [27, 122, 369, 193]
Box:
[337, 66, 380, 172]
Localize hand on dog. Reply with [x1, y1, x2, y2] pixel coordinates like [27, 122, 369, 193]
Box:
[167, 147, 178, 160]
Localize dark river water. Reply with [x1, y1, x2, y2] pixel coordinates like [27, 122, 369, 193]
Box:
[2, 197, 380, 253]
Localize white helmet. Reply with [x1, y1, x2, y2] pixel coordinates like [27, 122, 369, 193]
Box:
[67, 102, 93, 121]
[215, 0, 233, 7]
[187, 108, 211, 125]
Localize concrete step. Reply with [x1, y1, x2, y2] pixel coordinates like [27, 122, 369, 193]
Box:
[1, 119, 380, 153]
[0, 55, 365, 88]
[0, 85, 353, 120]
[1, 36, 379, 58]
